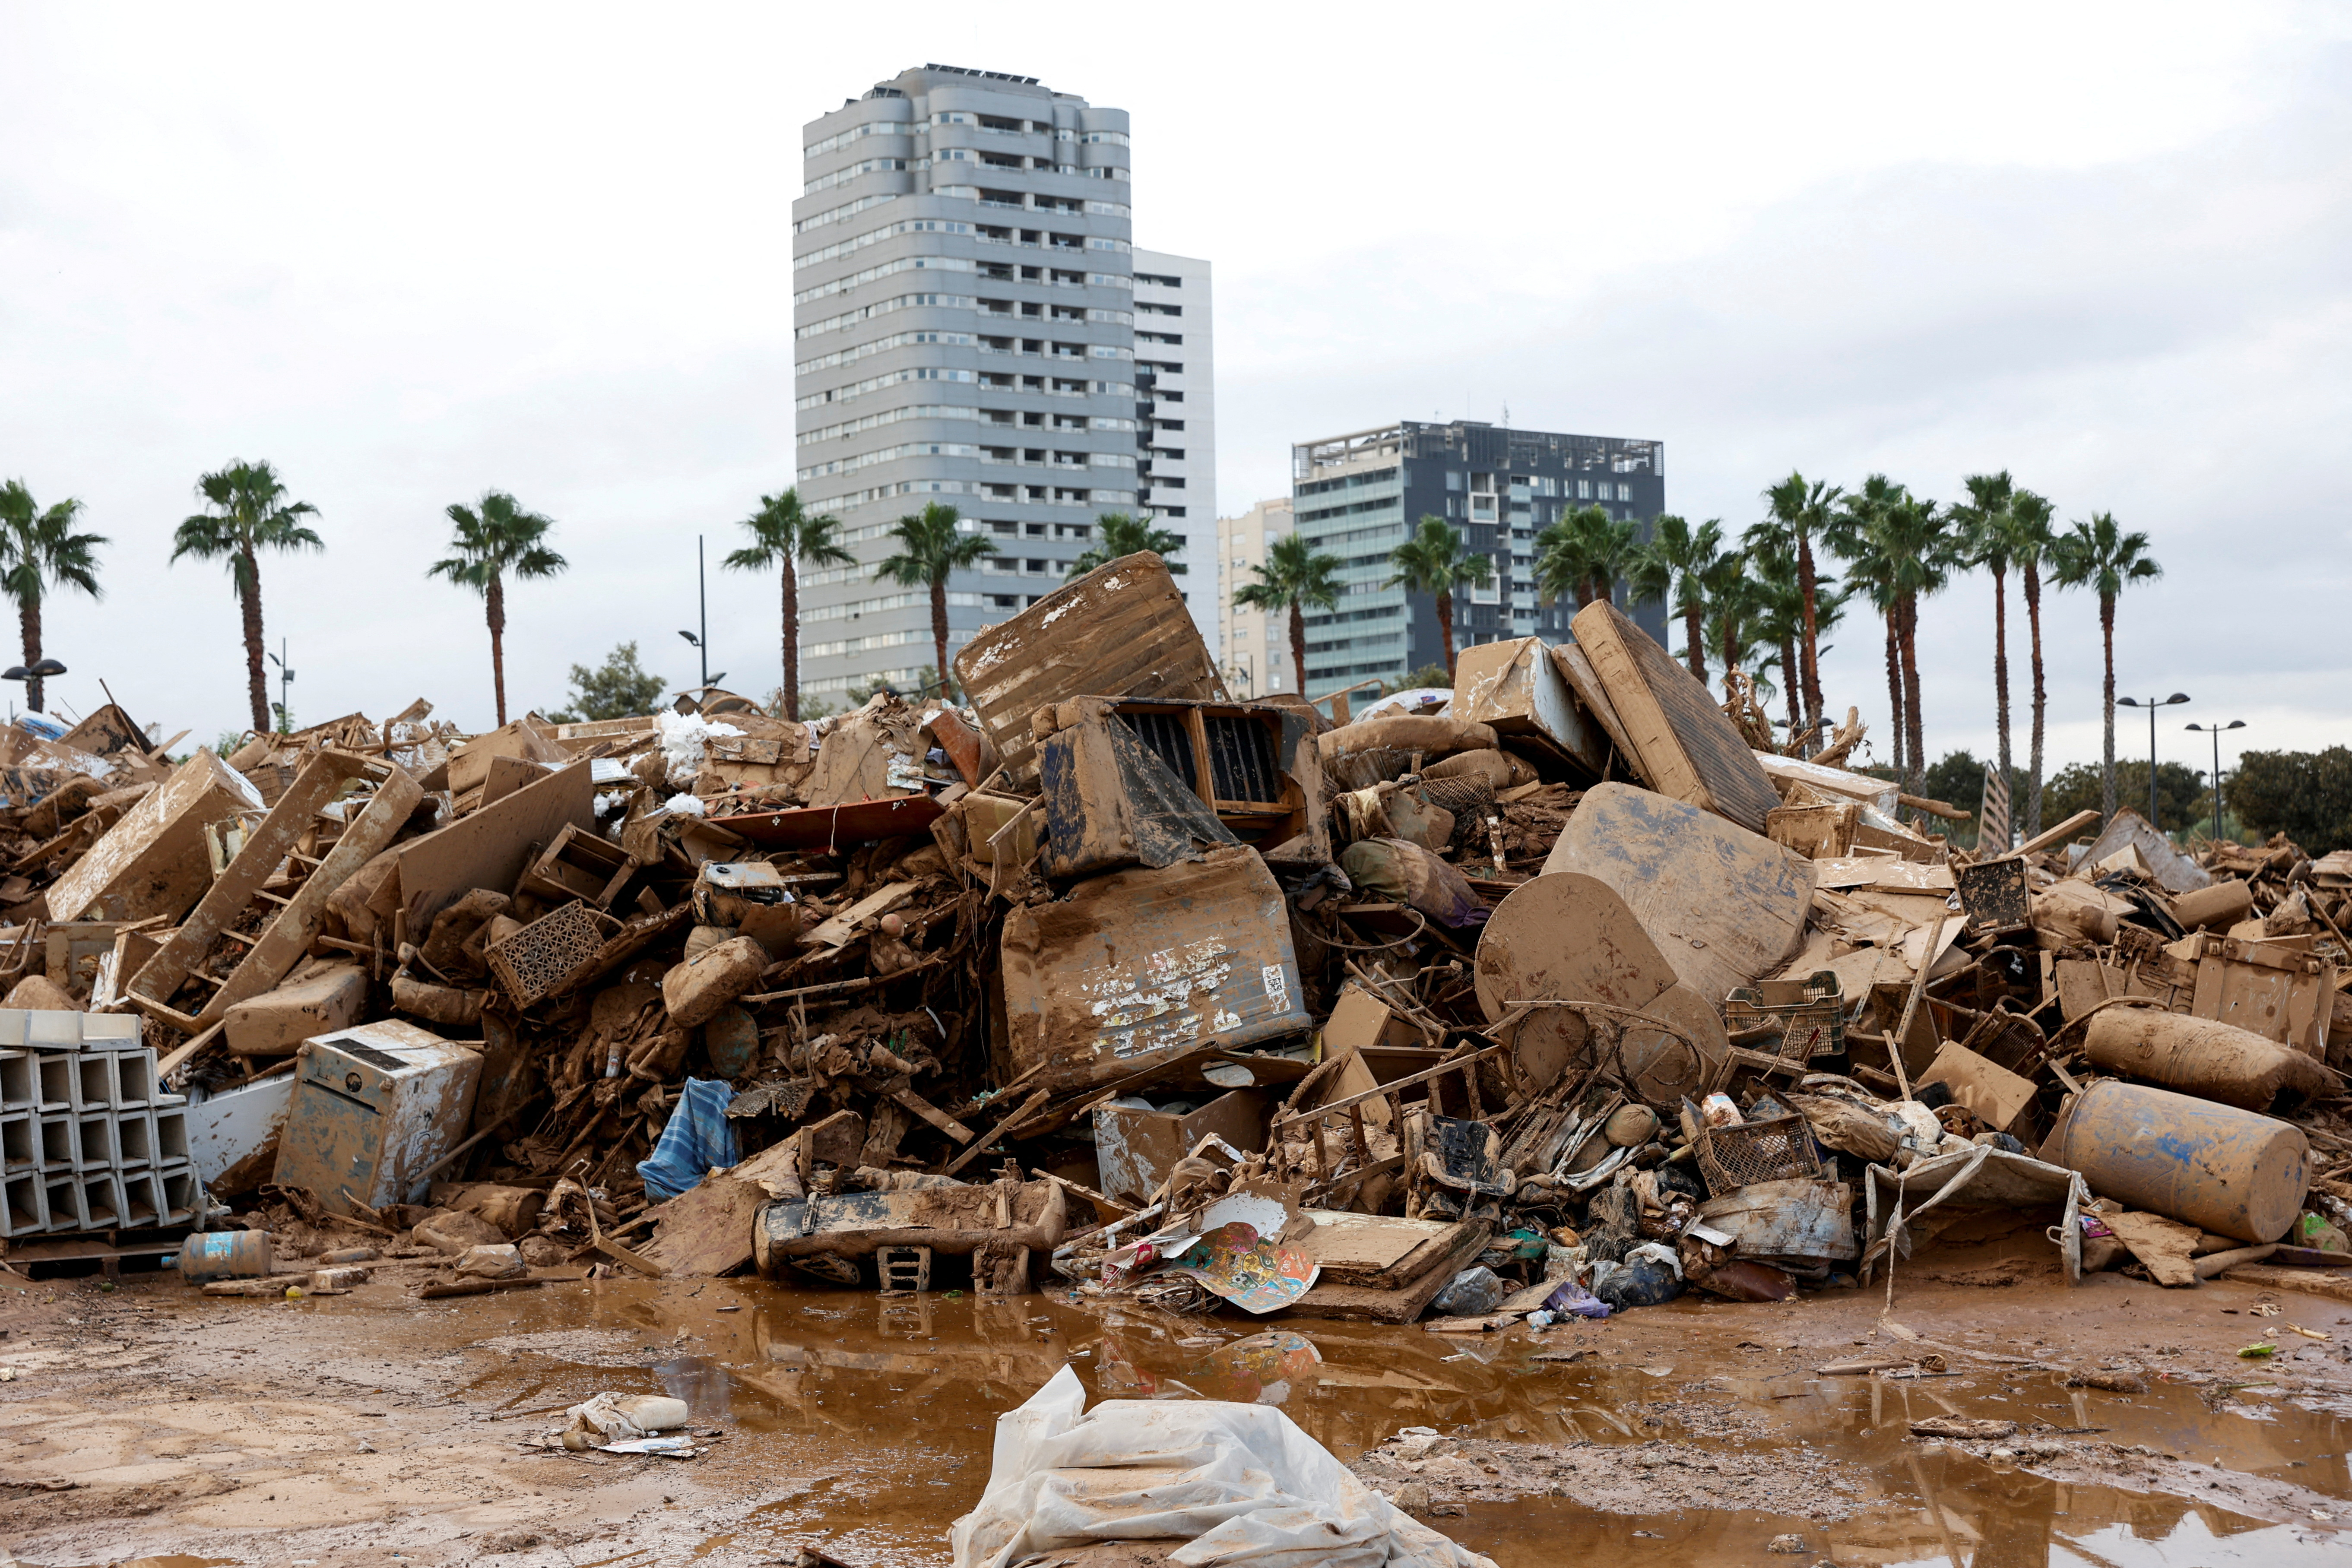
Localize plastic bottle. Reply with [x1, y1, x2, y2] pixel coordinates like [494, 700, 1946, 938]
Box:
[175, 1230, 274, 1283]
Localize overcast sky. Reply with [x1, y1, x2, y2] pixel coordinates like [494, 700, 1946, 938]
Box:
[0, 3, 2342, 789]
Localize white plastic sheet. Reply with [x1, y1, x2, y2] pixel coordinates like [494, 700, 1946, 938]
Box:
[951, 1366, 1495, 1568]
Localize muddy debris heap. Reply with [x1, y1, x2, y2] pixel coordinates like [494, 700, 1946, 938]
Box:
[2, 548, 2349, 1324]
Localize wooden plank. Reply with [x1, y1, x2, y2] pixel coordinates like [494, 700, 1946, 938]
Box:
[1569, 598, 1781, 832]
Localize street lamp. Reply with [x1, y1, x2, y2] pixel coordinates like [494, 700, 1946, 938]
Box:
[2186, 719, 2247, 840]
[2, 658, 67, 715]
[265, 639, 295, 734]
[2114, 692, 2190, 829]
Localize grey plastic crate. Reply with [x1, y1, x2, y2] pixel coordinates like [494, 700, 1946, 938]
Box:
[118, 1168, 164, 1228]
[74, 1112, 115, 1172]
[158, 1166, 199, 1226]
[72, 1053, 115, 1111]
[77, 1171, 124, 1229]
[115, 1052, 154, 1108]
[153, 1105, 189, 1164]
[36, 1111, 73, 1170]
[0, 1049, 30, 1110]
[115, 1107, 156, 1167]
[35, 1055, 70, 1110]
[1, 1110, 31, 1173]
[42, 1174, 81, 1230]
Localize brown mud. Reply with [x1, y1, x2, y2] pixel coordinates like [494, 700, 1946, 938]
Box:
[3, 1252, 2351, 1567]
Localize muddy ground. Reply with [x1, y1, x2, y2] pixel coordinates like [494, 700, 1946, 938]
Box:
[3, 1234, 2350, 1568]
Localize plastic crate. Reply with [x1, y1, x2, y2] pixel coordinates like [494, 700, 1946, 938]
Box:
[1696, 1114, 1823, 1194]
[487, 900, 615, 1007]
[1724, 971, 1845, 1064]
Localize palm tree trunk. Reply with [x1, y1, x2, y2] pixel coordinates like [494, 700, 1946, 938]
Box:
[1990, 562, 2012, 804]
[930, 577, 951, 699]
[239, 542, 270, 734]
[19, 596, 41, 714]
[1288, 601, 1307, 700]
[1883, 609, 1906, 780]
[1797, 532, 1824, 745]
[2099, 594, 2117, 824]
[780, 561, 799, 721]
[2024, 561, 2047, 837]
[1683, 596, 1707, 684]
[487, 573, 508, 727]
[1436, 592, 1456, 679]
[1780, 634, 1800, 739]
[1899, 594, 1926, 796]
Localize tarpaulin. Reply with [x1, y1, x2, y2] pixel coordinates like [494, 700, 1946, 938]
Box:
[636, 1077, 739, 1201]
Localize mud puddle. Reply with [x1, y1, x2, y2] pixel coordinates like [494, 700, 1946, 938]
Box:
[360, 1275, 2351, 1566]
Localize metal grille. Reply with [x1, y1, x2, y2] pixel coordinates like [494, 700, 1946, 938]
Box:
[1204, 716, 1278, 803]
[1696, 1115, 1823, 1196]
[335, 1042, 410, 1074]
[488, 901, 609, 1008]
[1117, 710, 1195, 787]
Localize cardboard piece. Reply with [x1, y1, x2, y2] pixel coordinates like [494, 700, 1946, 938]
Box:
[1094, 1087, 1274, 1205]
[1569, 599, 1782, 832]
[953, 551, 1224, 786]
[1917, 1039, 2037, 1132]
[379, 760, 597, 936]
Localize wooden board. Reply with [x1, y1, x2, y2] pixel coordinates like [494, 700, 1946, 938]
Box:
[952, 552, 1224, 786]
[1543, 781, 1813, 1006]
[1568, 599, 1781, 831]
[1285, 1220, 1490, 1323]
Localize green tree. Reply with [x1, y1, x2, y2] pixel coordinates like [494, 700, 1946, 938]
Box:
[1740, 535, 1813, 736]
[1385, 516, 1493, 679]
[428, 491, 568, 727]
[874, 502, 992, 700]
[1068, 511, 1187, 578]
[2044, 759, 2204, 836]
[722, 488, 850, 722]
[2229, 748, 2352, 854]
[0, 480, 105, 713]
[1630, 514, 1724, 685]
[546, 641, 666, 724]
[2050, 511, 2162, 825]
[170, 459, 323, 734]
[1534, 503, 1639, 613]
[2002, 490, 2060, 837]
[1950, 471, 2019, 816]
[1233, 532, 1341, 700]
[1395, 663, 1453, 693]
[1758, 472, 1842, 743]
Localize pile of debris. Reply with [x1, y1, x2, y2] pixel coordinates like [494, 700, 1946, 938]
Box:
[0, 550, 2344, 1322]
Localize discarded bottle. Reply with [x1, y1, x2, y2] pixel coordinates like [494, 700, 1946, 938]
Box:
[1524, 1309, 1555, 1330]
[175, 1229, 274, 1283]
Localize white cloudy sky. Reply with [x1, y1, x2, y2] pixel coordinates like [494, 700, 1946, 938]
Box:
[0, 2, 2343, 786]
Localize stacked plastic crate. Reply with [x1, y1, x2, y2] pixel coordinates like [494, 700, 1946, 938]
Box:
[0, 1010, 200, 1238]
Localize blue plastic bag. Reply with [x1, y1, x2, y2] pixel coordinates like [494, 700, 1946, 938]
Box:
[635, 1078, 740, 1201]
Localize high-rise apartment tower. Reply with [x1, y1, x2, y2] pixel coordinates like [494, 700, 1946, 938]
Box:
[1289, 419, 1666, 693]
[793, 65, 1165, 705]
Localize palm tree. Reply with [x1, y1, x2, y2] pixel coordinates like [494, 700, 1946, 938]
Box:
[1759, 471, 1843, 744]
[2051, 511, 2162, 825]
[722, 488, 850, 722]
[1630, 515, 1724, 684]
[1233, 532, 1341, 699]
[0, 482, 105, 714]
[428, 492, 568, 727]
[1384, 516, 1492, 678]
[1068, 511, 1187, 579]
[1831, 475, 1954, 789]
[1952, 471, 2018, 827]
[1534, 504, 1640, 611]
[1740, 535, 1813, 738]
[170, 459, 323, 734]
[875, 501, 992, 699]
[2006, 491, 2059, 836]
[1698, 548, 1763, 695]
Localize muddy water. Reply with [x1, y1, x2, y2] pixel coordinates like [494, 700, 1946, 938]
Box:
[407, 1277, 2349, 1566]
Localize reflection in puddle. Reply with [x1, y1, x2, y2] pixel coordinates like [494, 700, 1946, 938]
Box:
[443, 1277, 2349, 1566]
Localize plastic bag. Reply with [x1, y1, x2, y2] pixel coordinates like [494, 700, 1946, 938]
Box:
[1429, 1266, 1505, 1317]
[949, 1366, 1494, 1568]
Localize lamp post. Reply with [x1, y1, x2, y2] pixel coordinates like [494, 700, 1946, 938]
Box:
[2186, 719, 2246, 840]
[1, 657, 67, 716]
[265, 639, 295, 733]
[2113, 692, 2190, 830]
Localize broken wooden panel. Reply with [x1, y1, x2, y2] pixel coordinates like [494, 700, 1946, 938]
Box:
[1542, 780, 1811, 1006]
[999, 846, 1309, 1090]
[375, 760, 596, 936]
[1753, 752, 1900, 814]
[952, 551, 1224, 787]
[1452, 636, 1609, 779]
[126, 750, 394, 1016]
[516, 822, 639, 910]
[223, 964, 368, 1057]
[1568, 599, 1781, 832]
[44, 750, 263, 925]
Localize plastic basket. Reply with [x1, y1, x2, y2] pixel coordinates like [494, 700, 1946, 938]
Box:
[1724, 971, 1845, 1064]
[1696, 1114, 1823, 1194]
